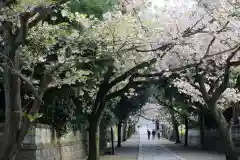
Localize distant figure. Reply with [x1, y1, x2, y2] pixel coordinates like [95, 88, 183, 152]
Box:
[157, 132, 160, 139]
[152, 129, 156, 140]
[147, 129, 151, 140]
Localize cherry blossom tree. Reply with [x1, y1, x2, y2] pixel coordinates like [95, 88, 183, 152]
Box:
[0, 0, 121, 159]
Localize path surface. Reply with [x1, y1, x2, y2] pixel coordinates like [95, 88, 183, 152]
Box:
[138, 135, 180, 160]
[101, 133, 227, 160]
[138, 133, 226, 160]
[100, 135, 139, 160]
[159, 138, 225, 160]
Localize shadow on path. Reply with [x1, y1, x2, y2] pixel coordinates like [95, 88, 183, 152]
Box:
[159, 138, 225, 160]
[101, 135, 139, 160]
[115, 135, 139, 158]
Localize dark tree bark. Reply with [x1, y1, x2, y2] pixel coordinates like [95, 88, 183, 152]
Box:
[123, 119, 128, 141]
[0, 2, 71, 160]
[199, 111, 205, 148]
[184, 116, 188, 146]
[110, 127, 115, 155]
[169, 108, 181, 143]
[88, 117, 101, 160]
[210, 106, 238, 160]
[117, 122, 122, 147]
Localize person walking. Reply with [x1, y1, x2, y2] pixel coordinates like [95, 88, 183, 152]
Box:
[157, 131, 161, 139]
[147, 129, 151, 140]
[152, 129, 156, 140]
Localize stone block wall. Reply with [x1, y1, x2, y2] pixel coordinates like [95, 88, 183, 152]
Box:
[178, 127, 240, 152]
[0, 123, 88, 160]
[17, 140, 88, 160]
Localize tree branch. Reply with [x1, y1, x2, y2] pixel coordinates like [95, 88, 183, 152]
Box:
[204, 44, 239, 58]
[0, 0, 16, 9]
[211, 45, 240, 103]
[216, 21, 230, 33]
[14, 0, 70, 45]
[136, 42, 175, 52]
[93, 65, 114, 114]
[0, 63, 42, 102]
[135, 62, 201, 78]
[12, 71, 42, 102]
[106, 81, 142, 101]
[208, 75, 222, 95]
[195, 65, 210, 102]
[204, 36, 216, 57]
[229, 60, 240, 66]
[108, 58, 157, 88]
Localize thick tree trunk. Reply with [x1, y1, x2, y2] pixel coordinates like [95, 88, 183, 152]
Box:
[110, 127, 115, 155]
[0, 142, 21, 160]
[184, 116, 188, 146]
[0, 47, 23, 160]
[88, 118, 101, 160]
[117, 122, 122, 147]
[169, 109, 181, 143]
[211, 106, 238, 160]
[122, 120, 128, 141]
[199, 112, 205, 148]
[174, 124, 181, 143]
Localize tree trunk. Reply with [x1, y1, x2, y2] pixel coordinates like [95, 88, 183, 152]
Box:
[169, 109, 181, 143]
[0, 47, 23, 160]
[123, 120, 128, 141]
[110, 127, 115, 155]
[117, 122, 122, 147]
[199, 111, 205, 148]
[184, 116, 188, 146]
[88, 118, 101, 160]
[211, 106, 238, 160]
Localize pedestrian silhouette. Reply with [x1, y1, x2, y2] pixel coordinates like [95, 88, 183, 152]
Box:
[157, 132, 160, 139]
[147, 129, 151, 140]
[152, 129, 156, 140]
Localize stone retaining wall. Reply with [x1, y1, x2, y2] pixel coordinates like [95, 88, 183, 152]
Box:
[0, 123, 88, 160]
[163, 125, 240, 152]
[0, 122, 126, 159]
[18, 140, 88, 160]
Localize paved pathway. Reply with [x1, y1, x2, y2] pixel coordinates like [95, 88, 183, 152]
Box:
[114, 135, 139, 159]
[138, 135, 181, 160]
[100, 135, 139, 160]
[159, 138, 225, 160]
[137, 133, 226, 160]
[101, 133, 227, 160]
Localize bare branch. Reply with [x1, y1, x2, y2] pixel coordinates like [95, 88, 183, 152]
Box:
[135, 62, 201, 78]
[106, 81, 143, 101]
[12, 70, 42, 102]
[93, 65, 114, 114]
[182, 13, 207, 37]
[216, 21, 230, 34]
[229, 60, 240, 66]
[203, 36, 216, 57]
[106, 79, 160, 101]
[196, 72, 209, 102]
[136, 42, 175, 52]
[108, 58, 157, 88]
[204, 44, 239, 58]
[211, 45, 240, 103]
[208, 75, 222, 95]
